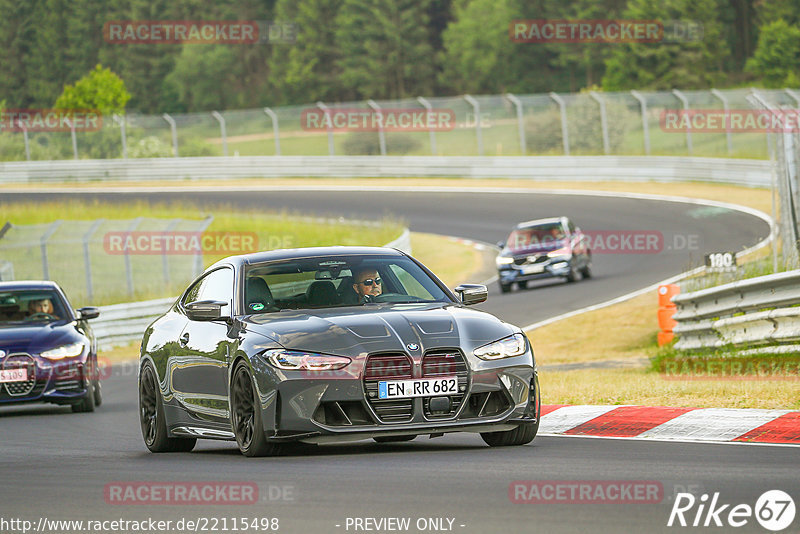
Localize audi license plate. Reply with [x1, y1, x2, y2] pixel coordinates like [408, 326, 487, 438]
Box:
[378, 377, 457, 399]
[0, 368, 28, 383]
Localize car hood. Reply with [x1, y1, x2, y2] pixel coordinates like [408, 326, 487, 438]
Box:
[242, 303, 519, 356]
[0, 321, 82, 355]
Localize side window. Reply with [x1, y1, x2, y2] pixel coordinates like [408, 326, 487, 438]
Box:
[388, 264, 436, 300]
[567, 220, 575, 234]
[182, 268, 234, 310]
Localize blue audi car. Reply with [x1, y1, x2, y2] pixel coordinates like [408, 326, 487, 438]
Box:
[0, 281, 102, 412]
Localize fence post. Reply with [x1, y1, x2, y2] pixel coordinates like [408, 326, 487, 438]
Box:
[505, 93, 526, 155]
[113, 114, 127, 159]
[193, 216, 214, 277]
[463, 94, 483, 155]
[65, 118, 78, 159]
[710, 88, 733, 155]
[82, 219, 104, 303]
[549, 92, 570, 155]
[316, 101, 335, 156]
[367, 100, 387, 156]
[630, 90, 650, 155]
[21, 124, 31, 161]
[589, 91, 610, 155]
[672, 89, 692, 155]
[162, 219, 180, 285]
[263, 108, 281, 155]
[416, 97, 437, 155]
[40, 220, 63, 279]
[124, 217, 143, 297]
[162, 113, 179, 157]
[211, 111, 228, 156]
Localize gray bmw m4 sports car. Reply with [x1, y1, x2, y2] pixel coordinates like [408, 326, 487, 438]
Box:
[139, 246, 539, 456]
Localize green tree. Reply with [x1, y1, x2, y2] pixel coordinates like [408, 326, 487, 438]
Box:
[335, 0, 435, 100]
[0, 0, 37, 107]
[165, 46, 239, 110]
[602, 0, 728, 90]
[746, 19, 800, 88]
[54, 64, 131, 114]
[268, 0, 343, 105]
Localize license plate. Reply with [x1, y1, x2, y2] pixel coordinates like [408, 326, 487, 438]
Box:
[0, 368, 28, 383]
[522, 264, 545, 275]
[378, 377, 458, 399]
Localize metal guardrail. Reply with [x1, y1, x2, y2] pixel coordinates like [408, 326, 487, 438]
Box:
[672, 270, 800, 352]
[0, 156, 772, 187]
[93, 229, 412, 349]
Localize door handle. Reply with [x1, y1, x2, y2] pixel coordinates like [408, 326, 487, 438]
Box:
[179, 332, 190, 347]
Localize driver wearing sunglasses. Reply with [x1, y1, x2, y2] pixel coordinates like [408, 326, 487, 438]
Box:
[352, 268, 382, 303]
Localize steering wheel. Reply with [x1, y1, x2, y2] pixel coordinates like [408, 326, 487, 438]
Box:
[25, 312, 55, 321]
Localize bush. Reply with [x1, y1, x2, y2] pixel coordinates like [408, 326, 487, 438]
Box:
[128, 136, 173, 158]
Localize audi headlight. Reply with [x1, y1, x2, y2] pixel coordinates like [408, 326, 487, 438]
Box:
[473, 333, 527, 360]
[496, 256, 514, 266]
[264, 349, 351, 371]
[41, 342, 85, 360]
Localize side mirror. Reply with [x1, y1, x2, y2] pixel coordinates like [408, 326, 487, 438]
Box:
[185, 300, 228, 321]
[454, 284, 488, 306]
[496, 241, 505, 249]
[77, 306, 100, 320]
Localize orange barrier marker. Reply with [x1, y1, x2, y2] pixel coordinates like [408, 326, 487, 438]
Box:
[657, 284, 680, 346]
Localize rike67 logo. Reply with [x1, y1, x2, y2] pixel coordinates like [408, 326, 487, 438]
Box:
[668, 490, 795, 531]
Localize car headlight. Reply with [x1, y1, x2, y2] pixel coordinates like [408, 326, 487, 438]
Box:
[473, 333, 527, 360]
[40, 342, 85, 360]
[496, 256, 514, 266]
[547, 247, 571, 258]
[264, 349, 351, 371]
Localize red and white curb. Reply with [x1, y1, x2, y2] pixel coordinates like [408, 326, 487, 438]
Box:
[540, 405, 800, 445]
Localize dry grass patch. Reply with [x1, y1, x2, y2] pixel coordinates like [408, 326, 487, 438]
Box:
[410, 232, 482, 288]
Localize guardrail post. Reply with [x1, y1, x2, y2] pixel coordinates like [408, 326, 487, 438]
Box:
[549, 92, 570, 155]
[710, 88, 733, 155]
[162, 219, 180, 285]
[463, 94, 483, 155]
[21, 124, 31, 161]
[630, 90, 650, 155]
[672, 89, 692, 155]
[113, 114, 127, 159]
[367, 99, 386, 156]
[589, 91, 610, 155]
[416, 96, 437, 155]
[193, 216, 214, 277]
[505, 93, 526, 155]
[211, 111, 228, 157]
[316, 101, 335, 156]
[124, 217, 142, 297]
[40, 220, 63, 279]
[82, 219, 104, 303]
[263, 107, 281, 155]
[162, 113, 179, 157]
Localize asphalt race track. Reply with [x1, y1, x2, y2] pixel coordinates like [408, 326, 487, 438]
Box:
[1, 187, 794, 534]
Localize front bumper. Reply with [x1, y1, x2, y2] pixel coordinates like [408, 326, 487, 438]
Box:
[252, 353, 537, 443]
[498, 257, 573, 284]
[0, 354, 91, 406]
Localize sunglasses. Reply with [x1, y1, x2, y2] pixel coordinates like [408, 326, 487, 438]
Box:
[358, 278, 382, 286]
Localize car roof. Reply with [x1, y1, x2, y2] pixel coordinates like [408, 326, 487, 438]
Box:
[514, 216, 567, 229]
[208, 246, 406, 270]
[0, 280, 61, 291]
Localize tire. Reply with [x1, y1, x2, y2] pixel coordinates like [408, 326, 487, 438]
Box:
[231, 360, 280, 457]
[481, 375, 540, 447]
[580, 254, 592, 279]
[565, 262, 579, 283]
[139, 361, 196, 453]
[517, 280, 528, 290]
[499, 282, 512, 294]
[92, 357, 103, 407]
[71, 358, 96, 413]
[373, 435, 416, 443]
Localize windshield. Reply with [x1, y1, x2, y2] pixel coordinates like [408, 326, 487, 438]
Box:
[506, 222, 566, 251]
[0, 289, 67, 324]
[244, 254, 452, 312]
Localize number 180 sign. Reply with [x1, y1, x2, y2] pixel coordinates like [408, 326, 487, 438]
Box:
[705, 252, 737, 271]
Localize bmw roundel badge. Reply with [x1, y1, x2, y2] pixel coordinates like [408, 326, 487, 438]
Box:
[406, 343, 420, 351]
